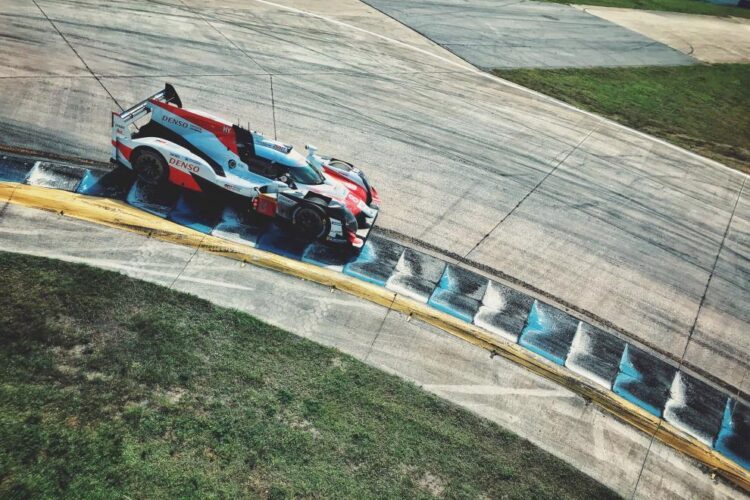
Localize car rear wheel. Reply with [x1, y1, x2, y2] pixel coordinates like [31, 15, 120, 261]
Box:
[132, 148, 168, 186]
[292, 201, 330, 241]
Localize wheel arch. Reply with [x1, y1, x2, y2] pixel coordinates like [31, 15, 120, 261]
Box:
[292, 195, 328, 219]
[130, 144, 165, 165]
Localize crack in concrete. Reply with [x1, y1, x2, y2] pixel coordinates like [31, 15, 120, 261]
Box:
[167, 234, 209, 290]
[631, 178, 746, 499]
[631, 420, 661, 500]
[679, 177, 747, 370]
[364, 294, 398, 362]
[463, 123, 600, 260]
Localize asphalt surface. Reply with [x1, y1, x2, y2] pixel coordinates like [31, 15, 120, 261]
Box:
[0, 203, 746, 499]
[0, 0, 748, 408]
[363, 0, 695, 69]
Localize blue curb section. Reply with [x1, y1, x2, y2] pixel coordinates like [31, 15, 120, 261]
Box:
[168, 192, 222, 235]
[663, 372, 727, 446]
[473, 282, 534, 343]
[715, 399, 750, 470]
[302, 242, 352, 271]
[427, 264, 486, 322]
[77, 167, 134, 199]
[613, 345, 677, 418]
[428, 288, 481, 323]
[25, 162, 87, 192]
[256, 224, 309, 260]
[343, 235, 403, 286]
[126, 179, 180, 218]
[0, 155, 36, 183]
[565, 323, 625, 390]
[211, 205, 264, 247]
[518, 301, 578, 366]
[438, 264, 487, 300]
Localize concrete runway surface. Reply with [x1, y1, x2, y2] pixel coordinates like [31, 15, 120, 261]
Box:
[0, 0, 748, 441]
[364, 0, 695, 69]
[0, 202, 746, 499]
[576, 5, 750, 64]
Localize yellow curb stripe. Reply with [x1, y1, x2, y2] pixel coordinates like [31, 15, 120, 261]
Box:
[4, 182, 749, 493]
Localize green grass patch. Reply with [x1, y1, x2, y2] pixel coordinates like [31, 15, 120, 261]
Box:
[493, 63, 750, 173]
[0, 251, 618, 499]
[543, 0, 750, 18]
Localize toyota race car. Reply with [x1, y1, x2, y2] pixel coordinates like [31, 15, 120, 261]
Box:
[111, 84, 379, 249]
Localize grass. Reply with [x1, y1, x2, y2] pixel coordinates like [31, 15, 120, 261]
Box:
[0, 251, 618, 499]
[542, 0, 750, 19]
[493, 63, 750, 173]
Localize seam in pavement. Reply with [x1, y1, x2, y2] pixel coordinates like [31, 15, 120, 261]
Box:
[178, 0, 270, 75]
[32, 0, 123, 112]
[631, 421, 662, 500]
[364, 294, 398, 362]
[0, 184, 21, 218]
[464, 124, 599, 259]
[168, 234, 209, 290]
[678, 177, 747, 368]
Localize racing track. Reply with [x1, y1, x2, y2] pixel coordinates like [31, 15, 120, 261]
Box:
[2, 0, 747, 401]
[0, 0, 748, 492]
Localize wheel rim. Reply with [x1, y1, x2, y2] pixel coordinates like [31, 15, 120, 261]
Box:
[296, 209, 324, 239]
[137, 154, 164, 184]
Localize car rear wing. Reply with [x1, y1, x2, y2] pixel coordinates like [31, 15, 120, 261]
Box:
[115, 83, 182, 124]
[111, 83, 182, 163]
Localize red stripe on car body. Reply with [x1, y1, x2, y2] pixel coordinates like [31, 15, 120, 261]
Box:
[168, 167, 202, 192]
[149, 99, 238, 154]
[112, 140, 133, 160]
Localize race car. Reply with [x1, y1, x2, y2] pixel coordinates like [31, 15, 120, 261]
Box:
[111, 84, 379, 249]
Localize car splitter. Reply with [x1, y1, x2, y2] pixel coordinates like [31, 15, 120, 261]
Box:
[1, 153, 749, 490]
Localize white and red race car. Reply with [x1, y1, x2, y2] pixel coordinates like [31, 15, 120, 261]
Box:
[111, 84, 379, 248]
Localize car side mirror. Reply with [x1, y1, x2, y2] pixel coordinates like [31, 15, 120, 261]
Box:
[305, 144, 318, 160]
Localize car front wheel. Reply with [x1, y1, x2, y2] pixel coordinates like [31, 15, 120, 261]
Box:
[292, 203, 330, 241]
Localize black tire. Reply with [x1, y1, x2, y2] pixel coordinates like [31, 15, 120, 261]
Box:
[132, 148, 168, 186]
[292, 201, 330, 241]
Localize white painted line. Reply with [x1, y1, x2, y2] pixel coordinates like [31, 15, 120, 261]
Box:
[424, 384, 577, 397]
